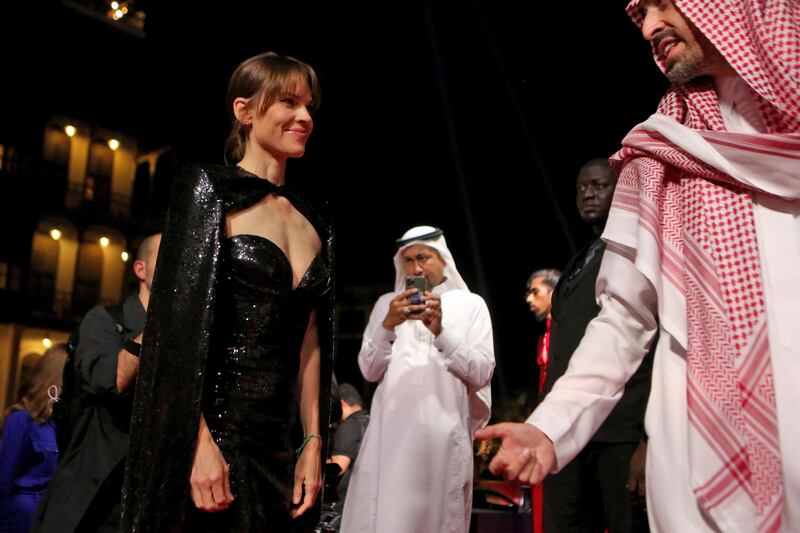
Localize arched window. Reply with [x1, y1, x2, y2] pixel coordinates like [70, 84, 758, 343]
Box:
[73, 240, 103, 316]
[85, 141, 113, 208]
[29, 232, 59, 311]
[42, 128, 70, 167]
[41, 128, 71, 206]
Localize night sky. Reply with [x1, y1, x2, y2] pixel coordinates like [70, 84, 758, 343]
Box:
[1, 1, 670, 412]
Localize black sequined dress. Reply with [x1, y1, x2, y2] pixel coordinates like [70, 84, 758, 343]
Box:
[122, 165, 335, 532]
[186, 234, 330, 531]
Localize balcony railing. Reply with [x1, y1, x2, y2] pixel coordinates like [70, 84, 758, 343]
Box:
[23, 287, 110, 325]
[111, 192, 131, 218]
[66, 181, 131, 219]
[21, 288, 79, 324]
[66, 181, 85, 209]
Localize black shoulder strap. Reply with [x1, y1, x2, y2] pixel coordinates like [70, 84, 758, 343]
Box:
[105, 304, 131, 336]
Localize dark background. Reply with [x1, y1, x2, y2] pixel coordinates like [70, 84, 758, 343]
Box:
[0, 1, 668, 414]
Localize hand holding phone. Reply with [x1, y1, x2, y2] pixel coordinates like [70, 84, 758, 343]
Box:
[405, 276, 427, 304]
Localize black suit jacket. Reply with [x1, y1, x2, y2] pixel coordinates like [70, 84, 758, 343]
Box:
[539, 238, 654, 443]
[34, 294, 145, 532]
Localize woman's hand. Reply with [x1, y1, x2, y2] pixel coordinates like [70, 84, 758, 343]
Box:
[190, 416, 234, 512]
[291, 436, 322, 518]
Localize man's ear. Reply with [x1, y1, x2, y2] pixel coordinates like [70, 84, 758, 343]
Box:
[133, 259, 146, 282]
[233, 97, 253, 126]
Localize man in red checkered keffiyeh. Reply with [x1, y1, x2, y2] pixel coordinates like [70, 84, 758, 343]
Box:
[476, 1, 800, 532]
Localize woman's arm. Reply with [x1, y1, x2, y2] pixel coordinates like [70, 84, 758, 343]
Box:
[292, 307, 322, 518]
[189, 414, 234, 512]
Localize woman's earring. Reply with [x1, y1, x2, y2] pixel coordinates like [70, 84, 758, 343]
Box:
[48, 385, 60, 402]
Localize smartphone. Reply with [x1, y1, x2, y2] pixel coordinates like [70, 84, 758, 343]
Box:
[405, 276, 426, 304]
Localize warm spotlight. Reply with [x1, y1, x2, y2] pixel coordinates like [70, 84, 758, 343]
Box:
[121, 251, 129, 262]
[108, 139, 120, 151]
[99, 237, 110, 248]
[43, 337, 53, 349]
[50, 229, 62, 241]
[64, 125, 77, 137]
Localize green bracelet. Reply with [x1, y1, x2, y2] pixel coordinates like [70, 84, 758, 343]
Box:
[295, 434, 321, 458]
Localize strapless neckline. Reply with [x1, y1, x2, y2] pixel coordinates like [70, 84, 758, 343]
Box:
[225, 233, 323, 291]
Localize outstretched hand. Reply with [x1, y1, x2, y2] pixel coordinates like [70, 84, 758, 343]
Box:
[474, 422, 556, 485]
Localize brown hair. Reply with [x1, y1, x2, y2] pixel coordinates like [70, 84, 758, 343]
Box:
[3, 343, 67, 426]
[224, 51, 321, 164]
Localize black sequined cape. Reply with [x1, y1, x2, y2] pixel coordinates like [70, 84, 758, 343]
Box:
[121, 164, 335, 531]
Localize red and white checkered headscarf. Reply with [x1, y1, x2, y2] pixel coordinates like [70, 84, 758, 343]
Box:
[611, 2, 799, 531]
[627, 0, 800, 132]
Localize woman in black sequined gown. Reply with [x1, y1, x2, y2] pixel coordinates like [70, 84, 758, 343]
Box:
[122, 53, 334, 532]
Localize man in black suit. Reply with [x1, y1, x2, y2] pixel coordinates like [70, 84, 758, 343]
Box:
[34, 234, 160, 533]
[538, 160, 652, 533]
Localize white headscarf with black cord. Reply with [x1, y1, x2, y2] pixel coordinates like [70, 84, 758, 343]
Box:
[392, 225, 468, 293]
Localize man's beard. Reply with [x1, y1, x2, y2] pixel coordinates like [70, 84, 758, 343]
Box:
[653, 28, 704, 84]
[534, 310, 548, 322]
[665, 52, 703, 84]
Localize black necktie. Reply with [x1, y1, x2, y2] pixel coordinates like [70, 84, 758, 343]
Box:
[565, 240, 603, 286]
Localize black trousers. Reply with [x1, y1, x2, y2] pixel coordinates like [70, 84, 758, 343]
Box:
[76, 462, 124, 533]
[542, 441, 648, 533]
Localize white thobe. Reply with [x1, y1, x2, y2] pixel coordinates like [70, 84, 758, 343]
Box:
[528, 78, 800, 532]
[340, 285, 495, 533]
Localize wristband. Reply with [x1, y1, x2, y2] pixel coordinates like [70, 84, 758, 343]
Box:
[295, 434, 321, 457]
[124, 338, 142, 357]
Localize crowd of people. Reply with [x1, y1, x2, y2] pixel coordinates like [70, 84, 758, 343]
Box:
[1, 0, 798, 531]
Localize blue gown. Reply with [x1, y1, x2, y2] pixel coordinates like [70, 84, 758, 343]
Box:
[0, 410, 58, 533]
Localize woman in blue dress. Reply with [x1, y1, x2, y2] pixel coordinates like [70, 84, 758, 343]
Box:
[0, 344, 66, 533]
